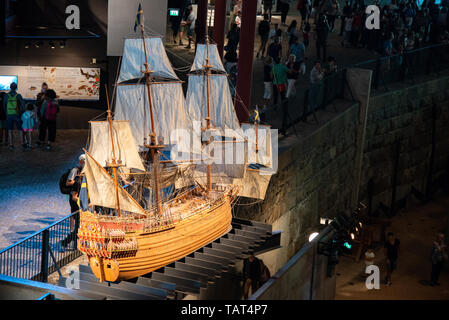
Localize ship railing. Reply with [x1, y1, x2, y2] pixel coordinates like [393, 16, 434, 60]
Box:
[0, 211, 81, 283]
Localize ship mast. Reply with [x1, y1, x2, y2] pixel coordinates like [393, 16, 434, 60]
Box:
[105, 86, 122, 217]
[139, 15, 163, 215]
[205, 10, 213, 193]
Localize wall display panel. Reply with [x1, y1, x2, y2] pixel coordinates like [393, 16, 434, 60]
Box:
[0, 65, 100, 101]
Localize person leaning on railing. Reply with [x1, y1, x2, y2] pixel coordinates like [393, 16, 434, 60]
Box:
[60, 154, 86, 249]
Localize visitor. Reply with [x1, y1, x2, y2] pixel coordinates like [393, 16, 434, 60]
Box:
[285, 54, 300, 99]
[263, 0, 273, 22]
[384, 232, 400, 286]
[21, 103, 37, 150]
[178, 6, 190, 46]
[309, 61, 324, 112]
[325, 56, 337, 75]
[256, 14, 271, 59]
[279, 0, 290, 26]
[327, 0, 340, 32]
[315, 14, 330, 61]
[35, 82, 47, 117]
[182, 5, 195, 49]
[243, 254, 261, 299]
[340, 1, 352, 36]
[3, 82, 25, 151]
[267, 36, 282, 61]
[38, 89, 59, 150]
[430, 233, 447, 286]
[341, 13, 353, 47]
[268, 23, 282, 44]
[225, 23, 240, 54]
[289, 36, 306, 74]
[263, 57, 273, 109]
[297, 0, 310, 24]
[0, 92, 7, 146]
[310, 60, 324, 84]
[384, 32, 396, 56]
[61, 154, 86, 248]
[170, 5, 184, 44]
[287, 20, 299, 50]
[271, 57, 288, 106]
[351, 10, 362, 47]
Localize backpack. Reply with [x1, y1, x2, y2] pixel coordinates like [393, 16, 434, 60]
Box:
[59, 169, 72, 194]
[45, 100, 58, 121]
[6, 93, 19, 116]
[258, 259, 271, 284]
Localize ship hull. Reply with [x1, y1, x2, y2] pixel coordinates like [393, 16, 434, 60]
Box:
[88, 194, 233, 281]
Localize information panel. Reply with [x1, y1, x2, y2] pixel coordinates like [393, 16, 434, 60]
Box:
[0, 65, 100, 101]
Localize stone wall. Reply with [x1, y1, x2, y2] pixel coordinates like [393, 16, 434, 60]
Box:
[236, 73, 449, 300]
[234, 103, 360, 273]
[359, 76, 449, 210]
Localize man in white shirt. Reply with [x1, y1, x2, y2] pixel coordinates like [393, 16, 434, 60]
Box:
[182, 5, 196, 49]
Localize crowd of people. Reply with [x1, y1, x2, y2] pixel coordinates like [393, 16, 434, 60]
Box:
[0, 82, 60, 151]
[216, 0, 449, 136]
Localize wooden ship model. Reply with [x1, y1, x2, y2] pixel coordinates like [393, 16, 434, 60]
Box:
[77, 8, 275, 283]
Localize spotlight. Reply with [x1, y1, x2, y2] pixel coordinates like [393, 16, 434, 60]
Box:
[309, 232, 319, 242]
[24, 42, 31, 49]
[358, 222, 363, 228]
[35, 41, 43, 48]
[59, 40, 66, 48]
[350, 233, 355, 240]
[49, 41, 55, 49]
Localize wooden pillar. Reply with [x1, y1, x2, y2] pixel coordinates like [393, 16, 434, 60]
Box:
[234, 0, 257, 123]
[213, 0, 227, 58]
[196, 0, 208, 45]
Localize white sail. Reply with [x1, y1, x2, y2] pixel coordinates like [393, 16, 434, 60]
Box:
[115, 83, 202, 160]
[88, 120, 145, 171]
[191, 44, 226, 73]
[118, 37, 178, 82]
[84, 152, 146, 215]
[241, 123, 273, 168]
[186, 74, 241, 131]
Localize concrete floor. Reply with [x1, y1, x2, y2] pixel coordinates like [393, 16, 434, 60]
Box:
[0, 130, 88, 250]
[336, 195, 449, 300]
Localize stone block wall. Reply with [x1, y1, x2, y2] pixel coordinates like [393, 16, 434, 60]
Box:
[359, 76, 449, 209]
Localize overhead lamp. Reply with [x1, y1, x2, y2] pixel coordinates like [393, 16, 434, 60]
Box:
[350, 233, 355, 240]
[59, 40, 66, 48]
[24, 42, 31, 49]
[49, 41, 56, 49]
[35, 41, 43, 48]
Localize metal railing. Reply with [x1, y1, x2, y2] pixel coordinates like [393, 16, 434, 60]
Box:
[0, 211, 81, 282]
[353, 43, 449, 90]
[276, 43, 449, 132]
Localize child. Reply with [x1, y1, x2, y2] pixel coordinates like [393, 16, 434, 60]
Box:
[21, 103, 37, 150]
